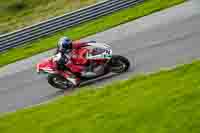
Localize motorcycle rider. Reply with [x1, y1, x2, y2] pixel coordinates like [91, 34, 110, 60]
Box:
[55, 36, 101, 86]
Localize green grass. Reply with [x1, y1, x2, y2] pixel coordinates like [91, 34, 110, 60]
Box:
[0, 0, 99, 33]
[1, 60, 200, 133]
[0, 0, 186, 67]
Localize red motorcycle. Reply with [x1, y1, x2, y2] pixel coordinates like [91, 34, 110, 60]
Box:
[36, 43, 130, 90]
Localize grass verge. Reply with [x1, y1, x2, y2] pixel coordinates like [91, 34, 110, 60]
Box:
[0, 60, 200, 133]
[0, 0, 98, 33]
[0, 0, 186, 67]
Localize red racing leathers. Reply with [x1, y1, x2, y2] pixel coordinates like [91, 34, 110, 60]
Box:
[56, 41, 91, 85]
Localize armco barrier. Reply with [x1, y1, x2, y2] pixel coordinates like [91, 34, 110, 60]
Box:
[0, 0, 144, 52]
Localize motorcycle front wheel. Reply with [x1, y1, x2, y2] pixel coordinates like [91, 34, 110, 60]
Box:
[47, 74, 75, 90]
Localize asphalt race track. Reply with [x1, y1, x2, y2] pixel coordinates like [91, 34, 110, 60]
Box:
[0, 0, 200, 113]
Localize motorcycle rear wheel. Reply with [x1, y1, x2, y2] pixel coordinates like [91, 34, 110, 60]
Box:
[110, 55, 130, 73]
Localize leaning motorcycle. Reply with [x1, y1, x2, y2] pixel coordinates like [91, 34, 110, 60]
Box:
[36, 42, 130, 90]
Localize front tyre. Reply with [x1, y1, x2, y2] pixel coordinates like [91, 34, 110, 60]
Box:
[47, 74, 75, 90]
[110, 55, 130, 73]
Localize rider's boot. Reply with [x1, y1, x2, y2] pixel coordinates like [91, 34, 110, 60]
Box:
[81, 62, 97, 77]
[59, 70, 80, 87]
[67, 76, 80, 87]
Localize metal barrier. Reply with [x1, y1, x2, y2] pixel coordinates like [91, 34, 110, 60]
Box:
[0, 0, 144, 52]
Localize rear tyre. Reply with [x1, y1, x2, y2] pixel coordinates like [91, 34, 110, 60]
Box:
[110, 55, 130, 73]
[47, 74, 75, 90]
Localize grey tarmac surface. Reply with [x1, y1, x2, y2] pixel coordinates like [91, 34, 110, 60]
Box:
[0, 0, 200, 113]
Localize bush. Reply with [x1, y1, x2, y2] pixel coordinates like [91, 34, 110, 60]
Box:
[7, 0, 27, 11]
